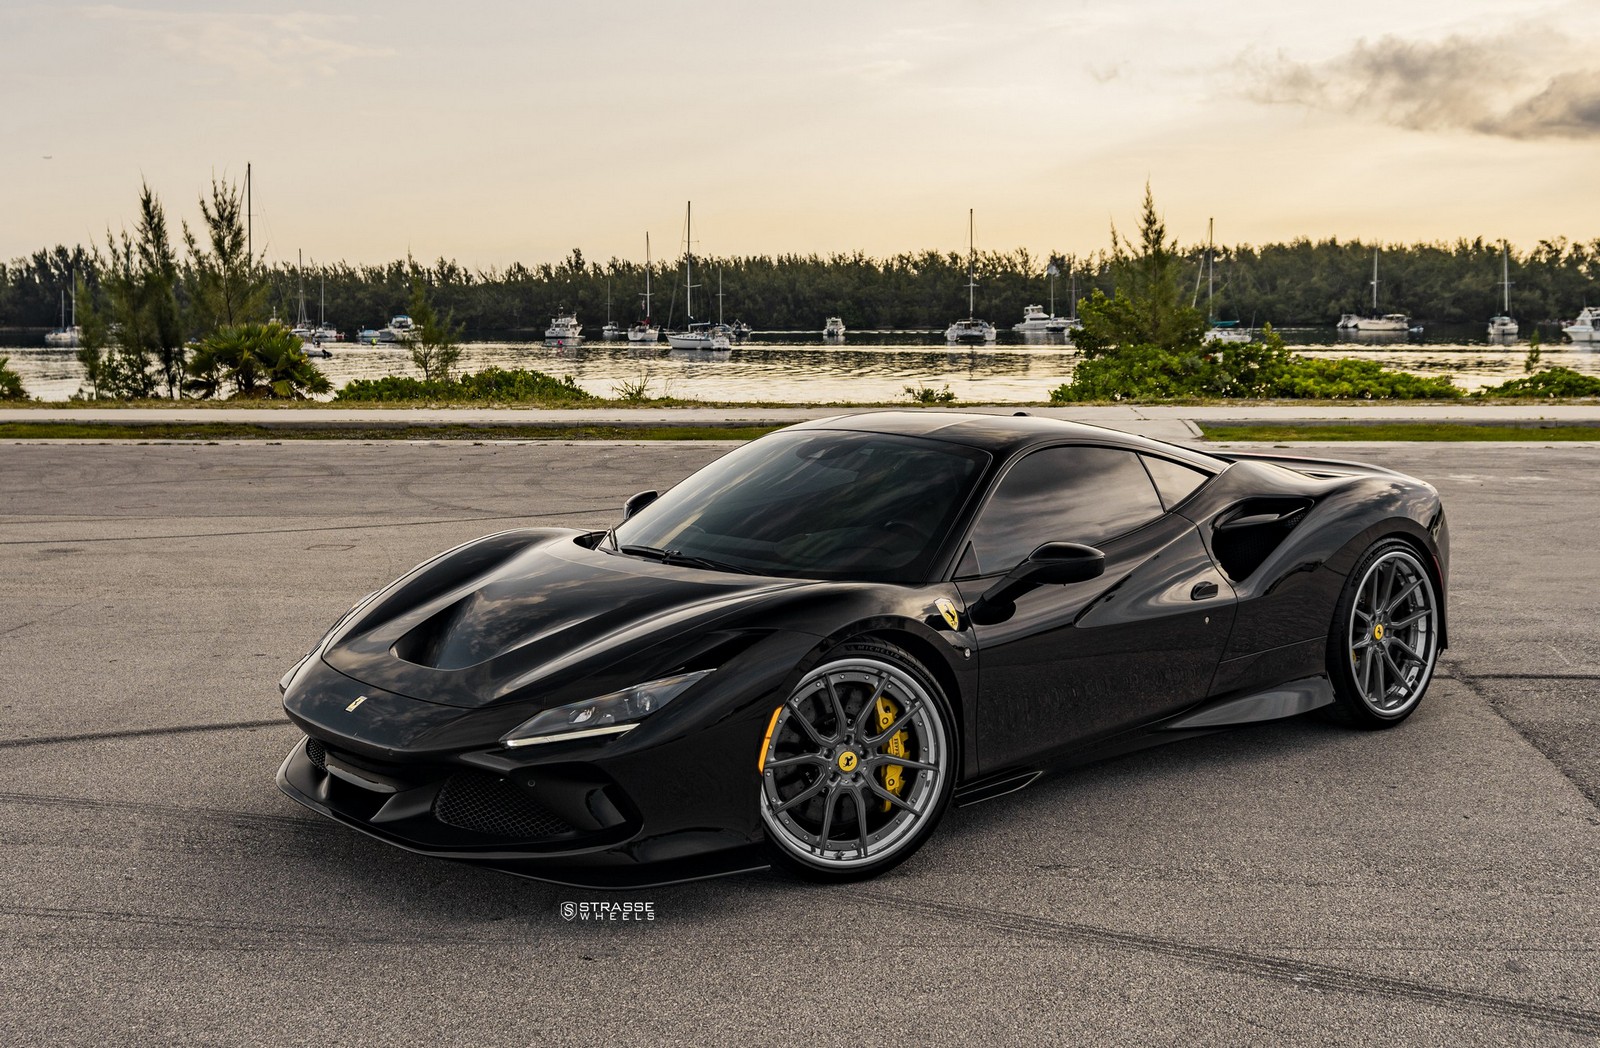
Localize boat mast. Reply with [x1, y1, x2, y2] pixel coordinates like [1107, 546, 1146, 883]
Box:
[246, 162, 252, 264]
[967, 208, 977, 320]
[684, 202, 695, 322]
[1370, 249, 1380, 313]
[644, 233, 652, 323]
[1207, 218, 1216, 319]
[717, 270, 724, 325]
[297, 249, 307, 327]
[319, 271, 325, 326]
[1501, 240, 1513, 313]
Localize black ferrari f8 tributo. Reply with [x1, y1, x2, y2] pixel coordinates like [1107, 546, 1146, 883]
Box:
[277, 412, 1448, 885]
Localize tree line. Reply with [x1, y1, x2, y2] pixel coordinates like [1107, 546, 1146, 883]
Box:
[5, 185, 1600, 342]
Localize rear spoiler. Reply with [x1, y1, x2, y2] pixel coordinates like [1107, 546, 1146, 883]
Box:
[1209, 451, 1410, 480]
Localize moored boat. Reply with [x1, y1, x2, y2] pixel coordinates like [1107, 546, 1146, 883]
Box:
[945, 209, 996, 344]
[1564, 306, 1600, 343]
[545, 311, 583, 343]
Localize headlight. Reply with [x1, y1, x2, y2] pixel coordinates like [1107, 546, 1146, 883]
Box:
[500, 670, 713, 748]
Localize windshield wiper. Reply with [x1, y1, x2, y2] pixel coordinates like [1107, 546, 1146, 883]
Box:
[617, 544, 669, 561]
[616, 544, 756, 575]
[661, 552, 758, 575]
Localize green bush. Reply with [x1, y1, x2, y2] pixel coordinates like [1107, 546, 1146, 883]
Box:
[0, 356, 29, 401]
[335, 366, 596, 404]
[1473, 366, 1600, 398]
[1050, 326, 1462, 402]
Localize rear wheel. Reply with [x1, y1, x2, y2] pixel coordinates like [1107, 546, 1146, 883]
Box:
[758, 640, 956, 881]
[1328, 539, 1441, 728]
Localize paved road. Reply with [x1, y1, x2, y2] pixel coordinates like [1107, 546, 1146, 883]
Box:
[2, 440, 1598, 1045]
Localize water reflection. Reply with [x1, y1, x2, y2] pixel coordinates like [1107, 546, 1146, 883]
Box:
[4, 325, 1599, 402]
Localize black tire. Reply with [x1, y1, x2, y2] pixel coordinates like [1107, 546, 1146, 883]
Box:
[1327, 538, 1441, 729]
[758, 639, 958, 882]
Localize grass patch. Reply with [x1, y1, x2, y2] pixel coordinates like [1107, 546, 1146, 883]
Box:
[0, 421, 780, 442]
[1201, 422, 1600, 442]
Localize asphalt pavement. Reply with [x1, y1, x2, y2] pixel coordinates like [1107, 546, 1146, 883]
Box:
[2, 439, 1598, 1045]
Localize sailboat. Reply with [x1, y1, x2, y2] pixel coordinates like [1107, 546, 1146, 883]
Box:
[601, 278, 622, 340]
[1349, 249, 1412, 332]
[311, 273, 342, 344]
[44, 283, 81, 346]
[667, 202, 732, 351]
[628, 233, 660, 344]
[1487, 241, 1518, 338]
[1200, 219, 1251, 344]
[945, 209, 997, 344]
[292, 250, 314, 338]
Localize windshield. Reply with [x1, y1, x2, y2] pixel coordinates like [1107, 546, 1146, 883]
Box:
[609, 429, 989, 582]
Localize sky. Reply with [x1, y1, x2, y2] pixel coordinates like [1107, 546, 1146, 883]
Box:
[4, 0, 1599, 270]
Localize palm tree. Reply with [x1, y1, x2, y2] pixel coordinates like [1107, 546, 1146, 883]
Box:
[185, 322, 331, 399]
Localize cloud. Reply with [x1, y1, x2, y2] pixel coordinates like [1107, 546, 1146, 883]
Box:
[1248, 32, 1600, 140]
[82, 6, 394, 82]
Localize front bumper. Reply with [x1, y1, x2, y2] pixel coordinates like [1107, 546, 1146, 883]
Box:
[274, 637, 821, 888]
[276, 737, 768, 888]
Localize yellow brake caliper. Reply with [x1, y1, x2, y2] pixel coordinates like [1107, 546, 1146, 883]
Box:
[875, 694, 909, 811]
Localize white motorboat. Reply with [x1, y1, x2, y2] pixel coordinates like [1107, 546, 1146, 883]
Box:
[386, 314, 416, 341]
[545, 311, 583, 343]
[629, 232, 661, 343]
[946, 209, 997, 344]
[1564, 306, 1600, 343]
[44, 285, 81, 346]
[1014, 259, 1077, 333]
[1012, 305, 1058, 332]
[1487, 241, 1518, 338]
[665, 203, 732, 351]
[823, 316, 846, 339]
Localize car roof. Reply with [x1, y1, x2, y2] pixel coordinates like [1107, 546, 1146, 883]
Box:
[790, 411, 1226, 470]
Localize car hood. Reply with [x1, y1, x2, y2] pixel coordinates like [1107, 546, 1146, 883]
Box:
[322, 530, 809, 709]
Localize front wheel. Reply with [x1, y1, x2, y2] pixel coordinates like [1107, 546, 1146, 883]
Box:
[1328, 539, 1441, 728]
[758, 640, 957, 881]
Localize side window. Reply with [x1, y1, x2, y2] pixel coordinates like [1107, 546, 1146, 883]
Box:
[1141, 455, 1211, 511]
[961, 446, 1165, 576]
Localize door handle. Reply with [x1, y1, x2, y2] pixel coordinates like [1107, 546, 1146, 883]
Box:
[1190, 580, 1219, 601]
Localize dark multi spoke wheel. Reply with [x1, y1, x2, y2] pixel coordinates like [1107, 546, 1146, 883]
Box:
[1330, 539, 1441, 727]
[759, 640, 956, 881]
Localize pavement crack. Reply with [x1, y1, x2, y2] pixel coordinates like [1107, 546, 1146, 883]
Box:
[1450, 668, 1600, 813]
[0, 507, 603, 546]
[860, 891, 1600, 1037]
[0, 790, 332, 834]
[0, 718, 289, 750]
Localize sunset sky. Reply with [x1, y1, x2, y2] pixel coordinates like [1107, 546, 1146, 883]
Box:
[4, 0, 1598, 269]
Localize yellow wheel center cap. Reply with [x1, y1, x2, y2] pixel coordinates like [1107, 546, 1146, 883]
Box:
[1373, 623, 1385, 641]
[837, 750, 859, 773]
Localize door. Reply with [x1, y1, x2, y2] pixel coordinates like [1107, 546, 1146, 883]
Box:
[953, 446, 1236, 772]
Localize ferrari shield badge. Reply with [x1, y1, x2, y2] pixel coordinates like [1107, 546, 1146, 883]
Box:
[934, 598, 962, 631]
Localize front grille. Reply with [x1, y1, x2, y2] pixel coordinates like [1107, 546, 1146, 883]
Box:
[305, 737, 327, 769]
[433, 772, 574, 840]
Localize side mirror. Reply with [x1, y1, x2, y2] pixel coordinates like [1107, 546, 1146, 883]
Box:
[622, 489, 659, 522]
[971, 542, 1105, 625]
